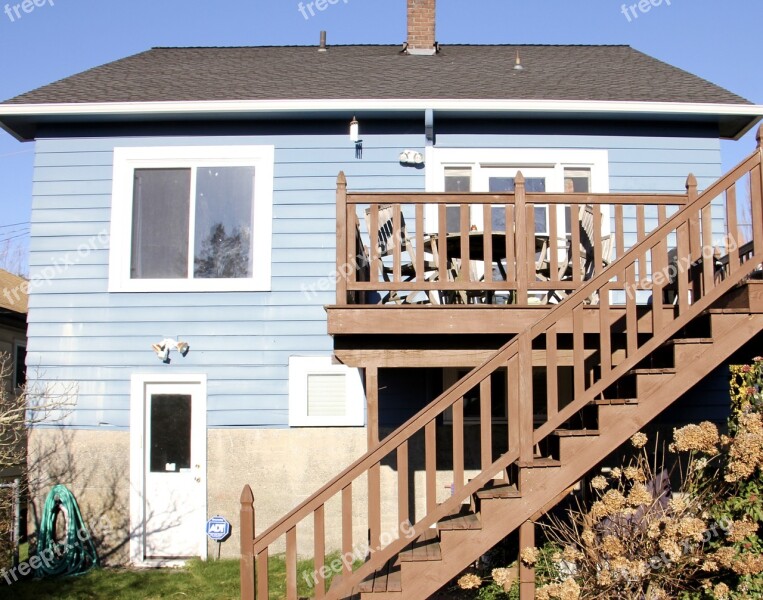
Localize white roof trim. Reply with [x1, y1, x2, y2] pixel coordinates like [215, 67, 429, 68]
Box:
[1, 98, 762, 118]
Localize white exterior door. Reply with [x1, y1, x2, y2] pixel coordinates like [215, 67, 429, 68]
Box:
[130, 375, 207, 563]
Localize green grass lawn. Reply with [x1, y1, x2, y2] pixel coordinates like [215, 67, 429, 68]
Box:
[2, 553, 347, 600]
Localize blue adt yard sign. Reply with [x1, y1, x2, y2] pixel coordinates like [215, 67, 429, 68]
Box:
[206, 516, 231, 542]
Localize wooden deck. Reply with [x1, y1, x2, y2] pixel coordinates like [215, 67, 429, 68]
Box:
[241, 127, 763, 600]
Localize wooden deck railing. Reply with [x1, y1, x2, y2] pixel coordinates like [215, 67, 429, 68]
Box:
[336, 177, 693, 306]
[242, 127, 763, 600]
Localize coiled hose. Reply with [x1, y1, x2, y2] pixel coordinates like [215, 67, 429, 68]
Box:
[35, 484, 99, 577]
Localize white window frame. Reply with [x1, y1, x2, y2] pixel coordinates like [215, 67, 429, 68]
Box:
[109, 145, 274, 293]
[288, 356, 366, 427]
[424, 147, 611, 235]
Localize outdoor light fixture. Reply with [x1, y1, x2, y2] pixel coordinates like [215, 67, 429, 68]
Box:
[350, 116, 363, 159]
[151, 338, 190, 363]
[399, 150, 424, 165]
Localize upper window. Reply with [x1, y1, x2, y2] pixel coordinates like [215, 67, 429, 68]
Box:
[109, 146, 274, 292]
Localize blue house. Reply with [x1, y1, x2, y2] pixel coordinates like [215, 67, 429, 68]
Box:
[2, 0, 763, 596]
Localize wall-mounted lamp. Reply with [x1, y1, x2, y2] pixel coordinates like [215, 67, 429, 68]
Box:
[350, 116, 363, 159]
[151, 338, 190, 363]
[399, 150, 424, 166]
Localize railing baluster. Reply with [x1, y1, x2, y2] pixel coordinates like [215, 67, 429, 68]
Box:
[548, 200, 559, 283]
[593, 205, 603, 278]
[625, 263, 638, 358]
[615, 204, 625, 282]
[256, 549, 268, 600]
[687, 174, 700, 264]
[508, 355, 519, 455]
[369, 203, 380, 284]
[677, 222, 691, 311]
[336, 172, 348, 305]
[725, 184, 739, 275]
[599, 286, 612, 376]
[636, 204, 646, 280]
[546, 326, 558, 418]
[651, 244, 665, 333]
[480, 377, 492, 470]
[397, 441, 409, 532]
[425, 420, 437, 512]
[438, 204, 448, 285]
[483, 204, 493, 284]
[517, 334, 534, 463]
[573, 304, 585, 398]
[286, 527, 297, 600]
[526, 201, 536, 296]
[505, 203, 516, 287]
[369, 463, 381, 550]
[415, 204, 425, 282]
[701, 204, 714, 298]
[393, 205, 402, 283]
[461, 204, 471, 286]
[453, 396, 464, 492]
[314, 506, 325, 598]
[570, 203, 581, 284]
[342, 484, 353, 576]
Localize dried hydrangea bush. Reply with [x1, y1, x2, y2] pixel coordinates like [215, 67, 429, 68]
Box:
[448, 358, 762, 599]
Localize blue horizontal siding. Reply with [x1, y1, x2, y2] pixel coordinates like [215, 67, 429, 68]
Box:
[28, 126, 726, 430]
[29, 132, 425, 429]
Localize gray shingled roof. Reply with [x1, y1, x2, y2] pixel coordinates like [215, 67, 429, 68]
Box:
[4, 44, 752, 105]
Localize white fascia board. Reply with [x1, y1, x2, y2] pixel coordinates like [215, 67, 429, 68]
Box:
[1, 99, 762, 118]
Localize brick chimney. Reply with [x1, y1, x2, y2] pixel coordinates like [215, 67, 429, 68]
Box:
[407, 0, 436, 55]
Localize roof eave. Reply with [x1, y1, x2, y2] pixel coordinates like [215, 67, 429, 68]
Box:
[1, 99, 761, 141]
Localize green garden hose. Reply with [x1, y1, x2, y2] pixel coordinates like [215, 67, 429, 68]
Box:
[35, 484, 99, 577]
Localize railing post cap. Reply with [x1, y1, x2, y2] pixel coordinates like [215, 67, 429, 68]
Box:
[337, 171, 347, 186]
[240, 484, 254, 504]
[515, 171, 525, 183]
[686, 173, 697, 188]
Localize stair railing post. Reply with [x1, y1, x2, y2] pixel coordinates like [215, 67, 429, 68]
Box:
[519, 520, 536, 599]
[240, 485, 256, 600]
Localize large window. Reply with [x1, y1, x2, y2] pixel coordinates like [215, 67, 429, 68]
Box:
[110, 146, 274, 292]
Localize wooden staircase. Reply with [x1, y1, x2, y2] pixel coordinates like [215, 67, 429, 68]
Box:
[241, 128, 763, 600]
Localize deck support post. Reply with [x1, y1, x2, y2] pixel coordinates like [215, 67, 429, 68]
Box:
[519, 520, 536, 600]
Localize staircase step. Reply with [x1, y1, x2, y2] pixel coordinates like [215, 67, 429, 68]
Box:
[594, 398, 638, 406]
[358, 560, 402, 594]
[668, 337, 713, 345]
[476, 482, 521, 500]
[517, 457, 561, 468]
[329, 573, 360, 597]
[628, 367, 676, 375]
[397, 528, 441, 562]
[438, 506, 481, 531]
[553, 428, 600, 437]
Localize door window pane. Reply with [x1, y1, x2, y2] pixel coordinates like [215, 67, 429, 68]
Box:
[489, 177, 547, 232]
[194, 166, 255, 279]
[444, 168, 471, 233]
[150, 394, 192, 473]
[131, 169, 191, 279]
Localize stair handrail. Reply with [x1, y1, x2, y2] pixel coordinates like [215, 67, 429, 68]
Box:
[245, 128, 763, 598]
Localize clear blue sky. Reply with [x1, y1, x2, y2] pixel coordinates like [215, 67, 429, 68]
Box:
[1, 0, 761, 269]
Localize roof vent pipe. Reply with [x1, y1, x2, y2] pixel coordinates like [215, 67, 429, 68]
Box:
[319, 31, 327, 52]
